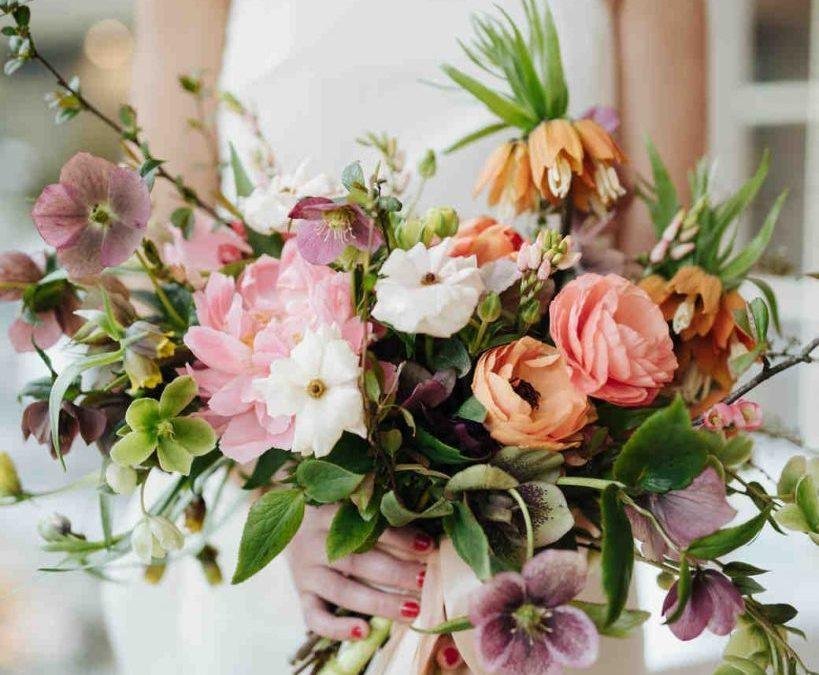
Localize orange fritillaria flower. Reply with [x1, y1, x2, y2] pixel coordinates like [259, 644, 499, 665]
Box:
[572, 119, 628, 213]
[527, 119, 584, 204]
[473, 140, 539, 215]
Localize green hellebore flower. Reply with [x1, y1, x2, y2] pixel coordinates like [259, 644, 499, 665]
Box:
[0, 451, 22, 498]
[110, 376, 216, 476]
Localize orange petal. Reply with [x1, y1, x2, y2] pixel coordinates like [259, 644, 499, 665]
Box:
[573, 119, 626, 163]
[474, 142, 513, 198]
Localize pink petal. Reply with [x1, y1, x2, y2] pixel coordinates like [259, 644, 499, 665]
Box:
[469, 572, 527, 625]
[100, 222, 144, 267]
[626, 505, 669, 561]
[662, 577, 713, 641]
[0, 252, 43, 300]
[107, 166, 151, 230]
[194, 273, 238, 330]
[31, 183, 88, 248]
[546, 605, 600, 668]
[288, 196, 335, 220]
[8, 312, 62, 352]
[522, 549, 587, 608]
[218, 411, 288, 463]
[207, 374, 255, 417]
[702, 571, 744, 636]
[56, 227, 105, 278]
[473, 615, 516, 673]
[58, 152, 113, 205]
[296, 220, 348, 265]
[184, 326, 252, 374]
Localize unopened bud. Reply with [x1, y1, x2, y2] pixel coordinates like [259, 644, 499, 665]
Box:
[661, 209, 685, 242]
[678, 224, 699, 243]
[417, 149, 437, 180]
[516, 244, 531, 272]
[649, 239, 669, 264]
[394, 218, 432, 250]
[38, 513, 72, 542]
[423, 207, 459, 238]
[536, 259, 552, 281]
[520, 301, 541, 326]
[184, 496, 207, 533]
[196, 544, 223, 586]
[0, 451, 22, 498]
[106, 462, 137, 495]
[477, 292, 502, 323]
[656, 571, 675, 590]
[670, 242, 695, 260]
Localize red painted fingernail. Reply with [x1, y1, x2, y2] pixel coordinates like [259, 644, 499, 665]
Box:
[442, 646, 462, 669]
[416, 568, 426, 588]
[350, 625, 365, 640]
[400, 600, 420, 619]
[413, 533, 433, 552]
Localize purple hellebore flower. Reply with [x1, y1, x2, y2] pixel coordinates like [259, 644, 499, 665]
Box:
[626, 468, 737, 561]
[22, 400, 107, 458]
[398, 362, 456, 411]
[288, 196, 382, 265]
[32, 153, 151, 278]
[662, 569, 744, 641]
[580, 106, 620, 134]
[469, 549, 599, 675]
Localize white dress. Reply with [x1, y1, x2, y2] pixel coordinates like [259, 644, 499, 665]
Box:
[102, 2, 619, 673]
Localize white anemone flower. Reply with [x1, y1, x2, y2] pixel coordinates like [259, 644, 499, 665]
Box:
[372, 239, 485, 337]
[243, 160, 341, 234]
[254, 325, 366, 457]
[131, 515, 184, 563]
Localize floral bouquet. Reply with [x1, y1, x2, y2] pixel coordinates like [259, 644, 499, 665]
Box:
[1, 2, 817, 674]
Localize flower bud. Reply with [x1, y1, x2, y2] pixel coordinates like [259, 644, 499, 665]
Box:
[649, 238, 670, 264]
[106, 462, 137, 495]
[394, 218, 432, 250]
[536, 259, 552, 281]
[516, 244, 531, 272]
[732, 399, 763, 431]
[0, 451, 22, 498]
[196, 544, 223, 586]
[423, 207, 459, 238]
[661, 209, 685, 242]
[131, 515, 184, 563]
[38, 513, 72, 542]
[184, 496, 207, 533]
[417, 149, 437, 180]
[703, 402, 734, 431]
[520, 301, 541, 326]
[477, 292, 502, 323]
[670, 242, 695, 261]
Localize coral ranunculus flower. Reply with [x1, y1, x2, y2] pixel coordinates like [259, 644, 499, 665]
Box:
[640, 266, 755, 412]
[471, 337, 594, 449]
[473, 140, 539, 215]
[449, 216, 525, 266]
[550, 274, 677, 407]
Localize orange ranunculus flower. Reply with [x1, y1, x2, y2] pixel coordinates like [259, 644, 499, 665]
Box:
[449, 216, 526, 266]
[474, 140, 539, 215]
[640, 266, 756, 413]
[472, 337, 595, 449]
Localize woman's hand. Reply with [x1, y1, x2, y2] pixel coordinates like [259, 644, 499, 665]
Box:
[287, 504, 434, 640]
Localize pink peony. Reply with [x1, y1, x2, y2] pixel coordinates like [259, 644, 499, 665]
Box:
[549, 273, 677, 407]
[162, 217, 251, 281]
[32, 153, 151, 278]
[183, 240, 366, 462]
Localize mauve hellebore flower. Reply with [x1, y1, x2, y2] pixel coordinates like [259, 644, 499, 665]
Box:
[626, 467, 736, 561]
[662, 569, 744, 641]
[32, 153, 151, 278]
[288, 196, 382, 265]
[22, 400, 106, 458]
[469, 549, 599, 675]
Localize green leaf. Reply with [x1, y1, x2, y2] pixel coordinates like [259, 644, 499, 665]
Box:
[411, 615, 473, 635]
[712, 434, 754, 467]
[245, 228, 284, 257]
[159, 376, 197, 418]
[663, 556, 692, 625]
[713, 151, 770, 235]
[296, 460, 364, 503]
[170, 207, 195, 238]
[600, 486, 634, 626]
[795, 474, 819, 531]
[613, 396, 709, 492]
[720, 190, 787, 282]
[539, 0, 569, 117]
[758, 603, 798, 625]
[443, 500, 491, 581]
[445, 464, 518, 494]
[686, 507, 770, 559]
[229, 143, 254, 198]
[645, 138, 680, 237]
[731, 576, 766, 596]
[456, 396, 487, 423]
[326, 501, 381, 562]
[341, 162, 365, 191]
[445, 122, 509, 154]
[232, 488, 305, 583]
[722, 561, 768, 577]
[431, 338, 472, 377]
[323, 432, 375, 474]
[748, 297, 769, 343]
[49, 349, 124, 466]
[716, 656, 768, 675]
[491, 446, 563, 483]
[571, 601, 650, 638]
[415, 427, 471, 465]
[441, 64, 535, 130]
[747, 276, 782, 335]
[380, 490, 453, 527]
[242, 448, 292, 490]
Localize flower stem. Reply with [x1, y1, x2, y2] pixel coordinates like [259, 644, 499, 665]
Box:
[508, 487, 534, 560]
[135, 250, 186, 330]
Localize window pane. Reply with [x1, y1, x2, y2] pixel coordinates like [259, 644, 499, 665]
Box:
[753, 0, 811, 81]
[750, 124, 806, 273]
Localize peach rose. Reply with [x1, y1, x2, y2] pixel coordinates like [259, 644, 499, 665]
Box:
[449, 216, 525, 266]
[472, 337, 594, 449]
[549, 273, 677, 407]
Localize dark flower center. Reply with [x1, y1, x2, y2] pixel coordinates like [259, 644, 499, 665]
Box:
[306, 378, 327, 399]
[511, 378, 540, 409]
[420, 272, 438, 285]
[89, 203, 113, 226]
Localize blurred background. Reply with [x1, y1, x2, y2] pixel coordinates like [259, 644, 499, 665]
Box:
[0, 1, 816, 674]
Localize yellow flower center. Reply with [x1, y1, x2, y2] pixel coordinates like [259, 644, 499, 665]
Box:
[306, 378, 327, 399]
[420, 272, 438, 286]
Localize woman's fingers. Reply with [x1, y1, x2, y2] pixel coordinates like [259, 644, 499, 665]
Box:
[435, 636, 464, 671]
[299, 592, 370, 642]
[333, 548, 426, 594]
[377, 527, 435, 560]
[300, 566, 421, 623]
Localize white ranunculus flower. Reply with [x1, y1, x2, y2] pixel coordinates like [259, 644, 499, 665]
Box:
[131, 515, 184, 563]
[254, 325, 365, 457]
[372, 239, 485, 337]
[243, 160, 341, 234]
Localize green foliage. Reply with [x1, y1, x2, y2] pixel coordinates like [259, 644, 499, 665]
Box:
[380, 490, 453, 527]
[443, 499, 491, 580]
[643, 138, 681, 238]
[170, 207, 195, 239]
[663, 557, 691, 625]
[411, 615, 473, 635]
[445, 464, 518, 495]
[686, 508, 771, 559]
[415, 427, 471, 465]
[296, 460, 364, 503]
[456, 396, 487, 423]
[600, 486, 633, 626]
[242, 448, 292, 490]
[571, 601, 650, 638]
[232, 488, 305, 583]
[613, 397, 709, 492]
[326, 501, 382, 562]
[430, 337, 472, 377]
[229, 143, 254, 198]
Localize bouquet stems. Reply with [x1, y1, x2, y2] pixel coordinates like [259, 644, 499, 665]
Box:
[316, 617, 392, 675]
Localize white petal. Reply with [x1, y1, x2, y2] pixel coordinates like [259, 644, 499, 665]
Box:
[149, 516, 184, 552]
[131, 519, 154, 563]
[319, 337, 361, 386]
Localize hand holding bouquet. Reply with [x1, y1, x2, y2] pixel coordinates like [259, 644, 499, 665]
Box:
[1, 1, 817, 674]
